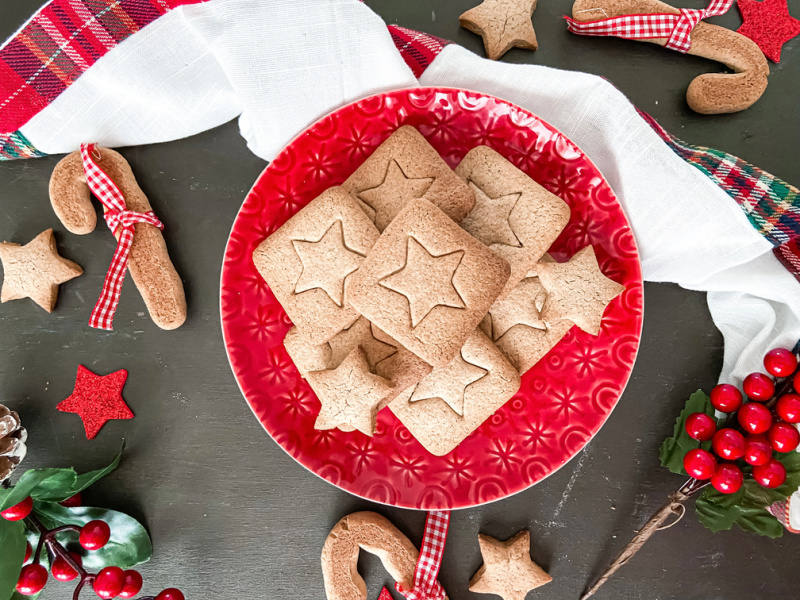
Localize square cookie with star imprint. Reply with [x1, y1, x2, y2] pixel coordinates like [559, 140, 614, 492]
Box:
[252, 186, 380, 345]
[283, 317, 432, 412]
[388, 328, 521, 456]
[341, 125, 475, 232]
[348, 197, 511, 367]
[455, 146, 570, 299]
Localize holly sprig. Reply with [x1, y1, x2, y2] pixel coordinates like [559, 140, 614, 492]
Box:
[583, 348, 800, 599]
[660, 390, 800, 537]
[0, 445, 155, 600]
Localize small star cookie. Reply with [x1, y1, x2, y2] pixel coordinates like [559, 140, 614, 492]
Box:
[460, 0, 539, 60]
[284, 319, 432, 413]
[469, 530, 552, 600]
[308, 347, 393, 436]
[537, 246, 624, 335]
[0, 229, 82, 313]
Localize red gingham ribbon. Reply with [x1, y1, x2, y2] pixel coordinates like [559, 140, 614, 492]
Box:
[379, 510, 449, 600]
[79, 143, 164, 331]
[565, 0, 733, 53]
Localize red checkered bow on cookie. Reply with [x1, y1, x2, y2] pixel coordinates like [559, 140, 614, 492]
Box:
[565, 0, 733, 52]
[79, 143, 164, 331]
[381, 511, 450, 600]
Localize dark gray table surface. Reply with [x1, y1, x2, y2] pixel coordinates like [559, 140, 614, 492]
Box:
[1, 1, 799, 599]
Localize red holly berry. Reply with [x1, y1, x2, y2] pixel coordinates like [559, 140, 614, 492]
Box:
[753, 458, 787, 488]
[738, 402, 773, 434]
[743, 372, 775, 401]
[79, 520, 111, 550]
[711, 463, 744, 494]
[52, 552, 82, 582]
[710, 384, 744, 413]
[685, 412, 717, 441]
[155, 588, 185, 600]
[776, 393, 800, 424]
[118, 570, 143, 599]
[795, 371, 800, 394]
[744, 435, 772, 466]
[712, 428, 746, 460]
[768, 422, 800, 453]
[764, 348, 798, 378]
[683, 448, 717, 479]
[93, 566, 125, 599]
[24, 541, 32, 563]
[1, 496, 33, 521]
[59, 493, 82, 508]
[16, 564, 48, 596]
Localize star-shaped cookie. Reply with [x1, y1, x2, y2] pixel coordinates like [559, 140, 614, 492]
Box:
[460, 184, 522, 248]
[737, 0, 800, 62]
[410, 351, 488, 416]
[487, 277, 547, 341]
[56, 365, 133, 440]
[380, 237, 466, 327]
[460, 0, 539, 60]
[536, 246, 624, 335]
[469, 531, 552, 600]
[0, 229, 82, 312]
[358, 160, 434, 231]
[293, 220, 363, 307]
[308, 347, 393, 436]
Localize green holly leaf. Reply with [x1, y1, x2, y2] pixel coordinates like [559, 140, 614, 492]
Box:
[33, 444, 124, 503]
[0, 469, 77, 510]
[0, 444, 124, 508]
[773, 450, 800, 499]
[659, 390, 716, 475]
[0, 518, 26, 600]
[695, 479, 786, 538]
[33, 502, 151, 570]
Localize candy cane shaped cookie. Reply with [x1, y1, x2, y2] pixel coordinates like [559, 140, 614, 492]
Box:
[322, 512, 423, 600]
[49, 148, 187, 330]
[571, 0, 769, 114]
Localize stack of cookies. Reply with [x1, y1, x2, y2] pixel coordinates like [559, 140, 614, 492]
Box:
[253, 126, 625, 456]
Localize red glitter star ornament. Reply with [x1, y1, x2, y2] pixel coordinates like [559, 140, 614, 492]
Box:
[737, 0, 800, 62]
[57, 366, 133, 440]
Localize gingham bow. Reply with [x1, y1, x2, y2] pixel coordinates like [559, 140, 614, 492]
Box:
[565, 0, 734, 53]
[79, 143, 164, 331]
[379, 511, 450, 600]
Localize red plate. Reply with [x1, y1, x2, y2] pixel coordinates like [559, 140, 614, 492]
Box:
[221, 88, 643, 510]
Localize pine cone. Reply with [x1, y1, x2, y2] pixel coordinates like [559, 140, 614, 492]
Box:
[0, 405, 27, 484]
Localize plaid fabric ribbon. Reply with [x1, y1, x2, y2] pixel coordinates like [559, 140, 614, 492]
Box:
[565, 0, 734, 52]
[79, 143, 163, 331]
[379, 510, 450, 600]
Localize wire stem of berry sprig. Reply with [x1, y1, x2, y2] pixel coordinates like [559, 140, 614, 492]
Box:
[580, 477, 709, 600]
[25, 512, 94, 600]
